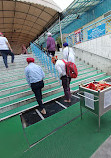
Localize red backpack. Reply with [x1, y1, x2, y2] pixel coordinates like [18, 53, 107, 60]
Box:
[62, 59, 78, 78]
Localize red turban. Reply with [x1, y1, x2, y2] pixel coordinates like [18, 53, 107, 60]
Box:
[0, 32, 3, 36]
[26, 57, 35, 63]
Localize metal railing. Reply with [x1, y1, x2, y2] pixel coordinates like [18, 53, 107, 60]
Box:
[30, 43, 60, 82]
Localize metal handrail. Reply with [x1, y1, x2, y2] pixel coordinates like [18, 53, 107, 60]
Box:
[77, 92, 99, 102]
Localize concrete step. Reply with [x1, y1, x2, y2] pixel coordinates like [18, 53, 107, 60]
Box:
[0, 74, 25, 83]
[0, 72, 106, 114]
[0, 62, 88, 79]
[0, 66, 99, 96]
[77, 65, 92, 71]
[0, 55, 32, 67]
[0, 54, 33, 61]
[0, 75, 110, 122]
[0, 76, 57, 90]
[0, 53, 108, 123]
[0, 66, 100, 93]
[0, 80, 60, 104]
[0, 69, 52, 83]
[0, 79, 59, 96]
[0, 67, 96, 96]
[0, 65, 49, 78]
[0, 64, 92, 88]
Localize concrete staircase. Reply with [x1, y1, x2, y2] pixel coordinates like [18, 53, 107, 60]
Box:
[0, 53, 110, 121]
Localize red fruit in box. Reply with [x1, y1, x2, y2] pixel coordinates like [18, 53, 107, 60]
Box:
[88, 83, 96, 90]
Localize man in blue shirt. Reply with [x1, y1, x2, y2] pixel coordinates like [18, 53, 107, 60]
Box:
[25, 57, 46, 114]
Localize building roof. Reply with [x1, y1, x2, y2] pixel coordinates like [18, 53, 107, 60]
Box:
[0, 0, 62, 54]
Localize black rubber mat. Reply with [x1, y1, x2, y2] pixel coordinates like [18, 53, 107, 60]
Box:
[21, 91, 80, 127]
[43, 101, 64, 118]
[56, 90, 80, 107]
[22, 109, 42, 127]
[21, 101, 64, 127]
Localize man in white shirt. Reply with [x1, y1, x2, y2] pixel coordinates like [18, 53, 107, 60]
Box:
[25, 57, 46, 115]
[0, 32, 14, 68]
[63, 42, 75, 63]
[52, 56, 71, 103]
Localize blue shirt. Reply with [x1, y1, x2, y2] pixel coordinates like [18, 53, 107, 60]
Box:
[25, 63, 45, 86]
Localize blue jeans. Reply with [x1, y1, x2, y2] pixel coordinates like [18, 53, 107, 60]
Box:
[0, 50, 14, 68]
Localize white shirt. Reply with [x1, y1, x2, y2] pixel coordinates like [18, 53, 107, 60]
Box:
[55, 59, 66, 78]
[0, 37, 9, 50]
[63, 47, 75, 63]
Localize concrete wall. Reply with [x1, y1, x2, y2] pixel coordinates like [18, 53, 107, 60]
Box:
[75, 34, 111, 59]
[74, 34, 111, 75]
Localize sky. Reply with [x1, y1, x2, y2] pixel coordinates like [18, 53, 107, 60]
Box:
[53, 0, 74, 11]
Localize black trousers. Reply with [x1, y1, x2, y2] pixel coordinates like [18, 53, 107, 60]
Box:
[0, 50, 14, 68]
[31, 80, 44, 111]
[61, 75, 71, 100]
